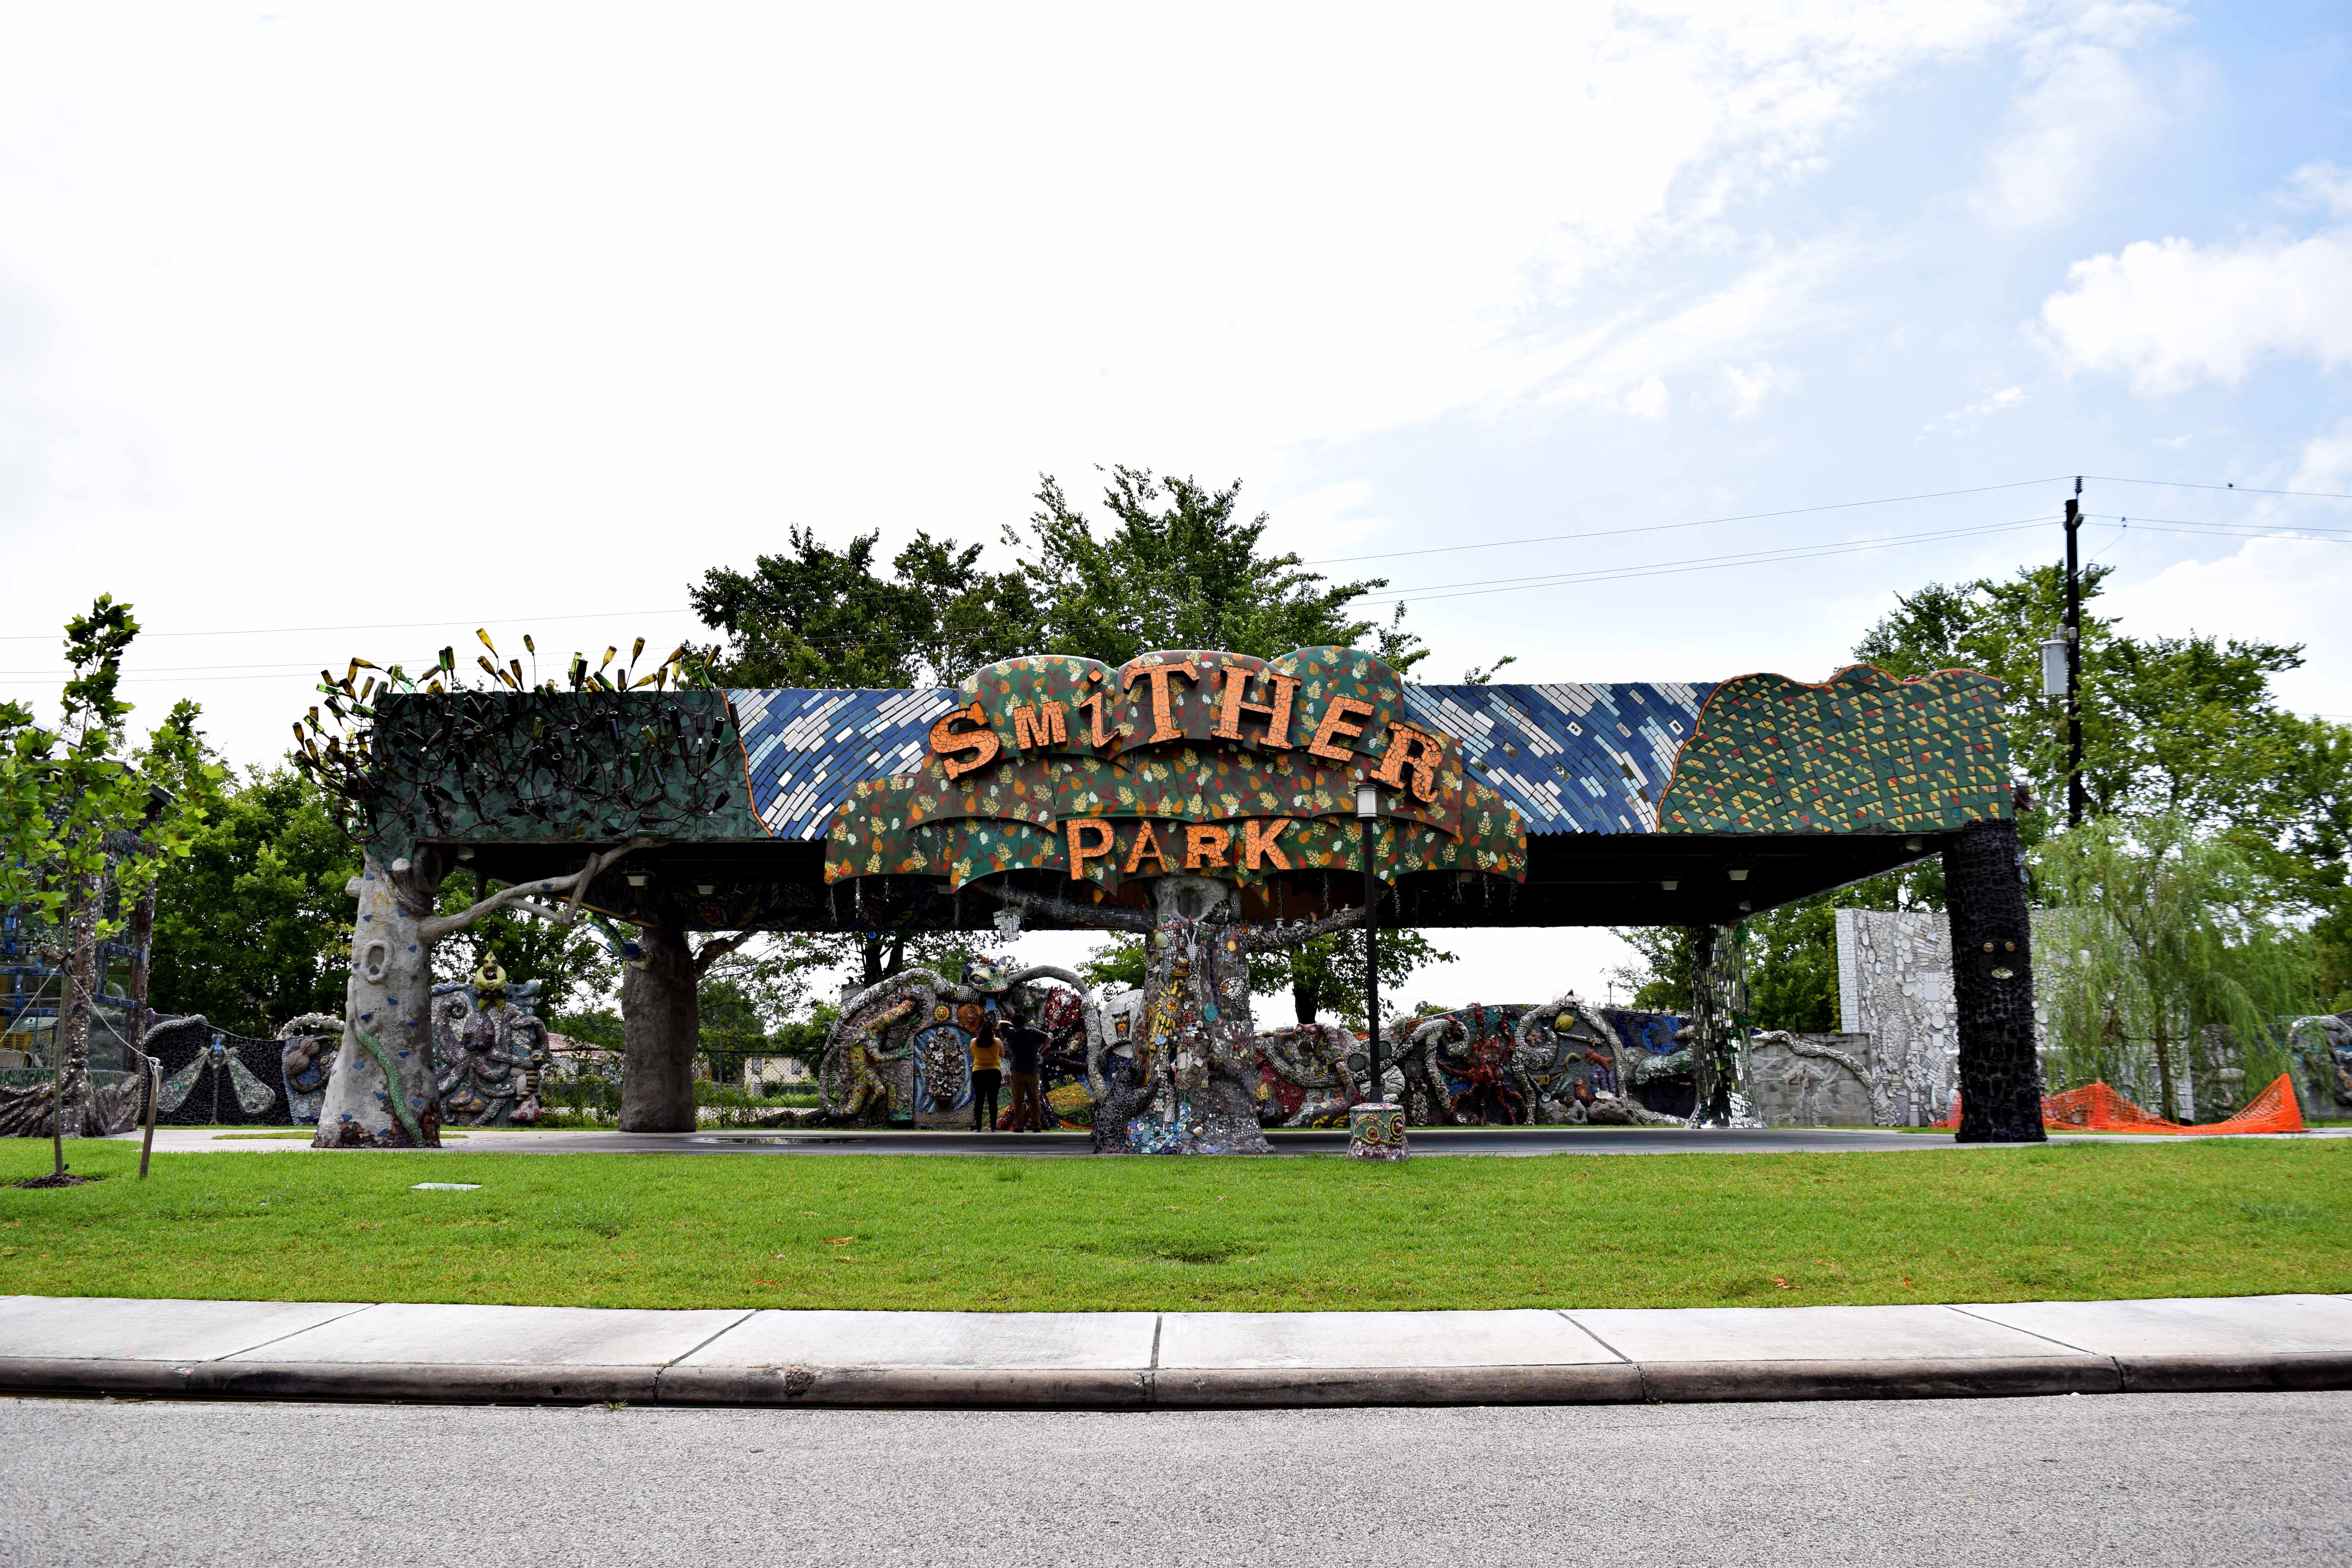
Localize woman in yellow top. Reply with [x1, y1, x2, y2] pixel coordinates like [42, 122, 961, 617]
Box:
[969, 1016, 1002, 1132]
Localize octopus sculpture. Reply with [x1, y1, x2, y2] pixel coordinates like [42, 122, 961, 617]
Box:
[1252, 1022, 1360, 1127]
[819, 959, 1104, 1129]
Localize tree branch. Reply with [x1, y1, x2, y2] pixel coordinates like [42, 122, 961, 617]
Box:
[419, 839, 661, 944]
[693, 932, 753, 976]
[1238, 904, 1365, 953]
[989, 884, 1154, 934]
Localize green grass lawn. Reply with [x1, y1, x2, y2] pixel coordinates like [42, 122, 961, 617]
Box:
[3, 1136, 2346, 1312]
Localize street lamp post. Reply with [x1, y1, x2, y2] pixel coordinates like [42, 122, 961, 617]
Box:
[1347, 777, 1406, 1160]
[1356, 778, 1383, 1100]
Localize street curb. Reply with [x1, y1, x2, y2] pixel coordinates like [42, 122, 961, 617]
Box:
[5, 1352, 2350, 1408]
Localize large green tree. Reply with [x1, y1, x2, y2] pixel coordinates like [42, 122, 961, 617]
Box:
[1008, 466, 1425, 670]
[691, 526, 1036, 688]
[1852, 563, 2314, 835]
[148, 767, 359, 1037]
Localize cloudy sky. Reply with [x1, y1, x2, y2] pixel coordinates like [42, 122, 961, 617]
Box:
[4, 2, 2350, 1008]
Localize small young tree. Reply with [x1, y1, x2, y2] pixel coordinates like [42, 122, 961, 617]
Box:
[3, 599, 214, 1177]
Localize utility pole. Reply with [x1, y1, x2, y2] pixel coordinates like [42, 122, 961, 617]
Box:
[2064, 477, 2084, 828]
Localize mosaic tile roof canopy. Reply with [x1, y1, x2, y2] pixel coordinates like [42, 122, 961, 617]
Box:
[735, 662, 2012, 846]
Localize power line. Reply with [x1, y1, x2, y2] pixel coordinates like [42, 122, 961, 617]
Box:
[0, 607, 693, 644]
[1298, 476, 2074, 566]
[2086, 475, 2352, 502]
[1386, 516, 2056, 606]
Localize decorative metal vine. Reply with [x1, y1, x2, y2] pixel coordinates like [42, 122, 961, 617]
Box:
[290, 632, 752, 856]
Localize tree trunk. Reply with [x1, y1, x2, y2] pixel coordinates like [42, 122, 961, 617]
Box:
[1095, 877, 1271, 1156]
[621, 924, 698, 1132]
[51, 873, 102, 1153]
[1944, 818, 2046, 1143]
[314, 853, 444, 1148]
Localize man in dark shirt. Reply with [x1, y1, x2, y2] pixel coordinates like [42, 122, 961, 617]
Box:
[1003, 1022, 1048, 1132]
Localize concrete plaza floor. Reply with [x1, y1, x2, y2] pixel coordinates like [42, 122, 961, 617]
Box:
[5, 1291, 2349, 1408]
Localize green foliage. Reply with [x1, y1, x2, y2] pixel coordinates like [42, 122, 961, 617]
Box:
[1083, 926, 1453, 1029]
[1853, 562, 2318, 838]
[1741, 901, 1842, 1032]
[148, 767, 360, 1035]
[552, 1008, 623, 1050]
[2034, 814, 2318, 1119]
[1250, 929, 1454, 1029]
[690, 526, 1036, 688]
[1007, 466, 1427, 671]
[4, 597, 217, 953]
[1081, 935, 1147, 989]
[430, 871, 616, 1017]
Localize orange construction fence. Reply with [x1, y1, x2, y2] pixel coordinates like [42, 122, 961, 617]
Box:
[1934, 1073, 2304, 1134]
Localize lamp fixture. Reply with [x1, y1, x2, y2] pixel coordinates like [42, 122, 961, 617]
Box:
[625, 873, 649, 888]
[1661, 879, 1679, 891]
[695, 884, 715, 896]
[1354, 780, 1380, 820]
[455, 846, 475, 861]
[1738, 899, 1752, 912]
[1727, 867, 1749, 882]
[1904, 837, 1923, 852]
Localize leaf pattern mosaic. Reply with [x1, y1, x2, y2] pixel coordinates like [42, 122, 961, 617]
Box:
[1655, 665, 2012, 834]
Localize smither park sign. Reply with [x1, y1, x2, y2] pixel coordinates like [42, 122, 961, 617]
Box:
[300, 643, 2041, 1152]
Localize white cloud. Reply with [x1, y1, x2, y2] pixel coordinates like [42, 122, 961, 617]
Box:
[2288, 161, 2352, 218]
[1929, 384, 2028, 430]
[2103, 529, 2352, 719]
[1973, 9, 2175, 227]
[1719, 361, 1794, 418]
[1624, 376, 1672, 419]
[2290, 416, 2352, 492]
[2039, 225, 2352, 393]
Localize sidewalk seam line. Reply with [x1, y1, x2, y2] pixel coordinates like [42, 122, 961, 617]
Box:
[663, 1308, 761, 1372]
[1943, 1304, 2102, 1356]
[210, 1301, 381, 1363]
[1557, 1311, 1635, 1365]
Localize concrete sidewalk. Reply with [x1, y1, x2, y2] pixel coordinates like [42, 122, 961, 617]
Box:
[4, 1292, 2349, 1408]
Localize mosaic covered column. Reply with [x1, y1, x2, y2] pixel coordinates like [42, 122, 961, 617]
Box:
[1943, 818, 2045, 1143]
[1688, 923, 1749, 1125]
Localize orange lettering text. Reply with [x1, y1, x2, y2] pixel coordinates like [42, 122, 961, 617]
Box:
[928, 702, 1001, 780]
[1307, 695, 1376, 763]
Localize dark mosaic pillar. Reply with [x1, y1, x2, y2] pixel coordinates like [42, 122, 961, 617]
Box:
[621, 924, 699, 1133]
[1943, 818, 2046, 1143]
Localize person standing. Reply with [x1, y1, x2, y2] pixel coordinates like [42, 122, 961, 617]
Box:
[1004, 1021, 1047, 1132]
[969, 1015, 1002, 1132]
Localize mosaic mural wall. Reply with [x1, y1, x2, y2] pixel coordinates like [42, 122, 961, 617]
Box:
[1836, 908, 2059, 1125]
[727, 663, 2011, 848]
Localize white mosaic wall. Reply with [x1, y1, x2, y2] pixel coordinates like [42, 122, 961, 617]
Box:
[1835, 908, 2053, 1125]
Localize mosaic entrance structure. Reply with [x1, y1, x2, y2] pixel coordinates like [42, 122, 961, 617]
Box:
[312, 646, 2042, 1150]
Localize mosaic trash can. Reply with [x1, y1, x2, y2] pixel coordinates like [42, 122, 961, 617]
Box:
[1347, 1100, 1407, 1161]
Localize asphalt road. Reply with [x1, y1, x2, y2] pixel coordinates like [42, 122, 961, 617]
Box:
[5, 1392, 2344, 1566]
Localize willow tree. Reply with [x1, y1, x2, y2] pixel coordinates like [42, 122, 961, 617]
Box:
[2033, 813, 2314, 1119]
[293, 635, 729, 1147]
